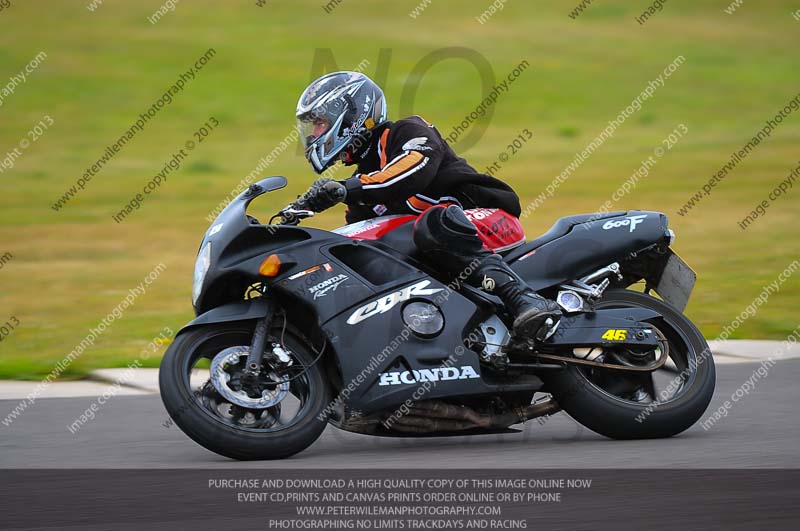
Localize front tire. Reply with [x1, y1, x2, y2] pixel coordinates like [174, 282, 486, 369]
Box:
[543, 289, 715, 439]
[159, 321, 332, 460]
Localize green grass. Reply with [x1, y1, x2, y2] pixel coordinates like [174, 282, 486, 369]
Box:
[1, 0, 798, 379]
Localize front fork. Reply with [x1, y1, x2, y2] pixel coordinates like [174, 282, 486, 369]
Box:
[245, 316, 271, 376]
[243, 298, 292, 379]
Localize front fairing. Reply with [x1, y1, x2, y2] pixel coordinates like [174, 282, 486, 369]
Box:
[192, 176, 287, 313]
[199, 176, 288, 252]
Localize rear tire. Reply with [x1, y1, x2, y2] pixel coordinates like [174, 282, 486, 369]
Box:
[159, 321, 331, 460]
[543, 289, 715, 439]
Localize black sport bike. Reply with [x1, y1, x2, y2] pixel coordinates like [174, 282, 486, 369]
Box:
[160, 176, 715, 460]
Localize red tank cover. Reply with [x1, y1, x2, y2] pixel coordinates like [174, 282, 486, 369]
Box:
[464, 208, 526, 252]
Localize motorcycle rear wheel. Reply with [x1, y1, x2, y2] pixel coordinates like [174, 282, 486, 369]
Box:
[542, 289, 715, 439]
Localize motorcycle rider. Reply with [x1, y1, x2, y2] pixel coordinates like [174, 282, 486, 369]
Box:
[294, 71, 561, 340]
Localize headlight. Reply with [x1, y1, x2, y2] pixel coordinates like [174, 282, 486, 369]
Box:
[666, 229, 676, 246]
[192, 242, 212, 306]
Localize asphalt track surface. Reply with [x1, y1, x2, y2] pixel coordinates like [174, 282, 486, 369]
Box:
[1, 360, 797, 469]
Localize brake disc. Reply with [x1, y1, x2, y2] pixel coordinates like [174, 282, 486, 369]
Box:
[209, 346, 289, 409]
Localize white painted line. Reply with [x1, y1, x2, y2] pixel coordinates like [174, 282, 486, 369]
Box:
[0, 381, 150, 400]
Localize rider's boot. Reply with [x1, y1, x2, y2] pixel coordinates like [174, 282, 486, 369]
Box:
[473, 254, 562, 341]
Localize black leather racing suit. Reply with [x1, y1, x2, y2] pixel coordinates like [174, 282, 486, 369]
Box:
[342, 115, 518, 273]
[336, 115, 561, 340]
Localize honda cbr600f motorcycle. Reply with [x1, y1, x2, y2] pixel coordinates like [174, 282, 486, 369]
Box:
[160, 176, 715, 460]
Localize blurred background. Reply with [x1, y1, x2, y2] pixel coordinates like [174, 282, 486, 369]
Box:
[0, 0, 798, 379]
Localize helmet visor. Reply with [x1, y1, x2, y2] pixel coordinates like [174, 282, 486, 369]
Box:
[297, 114, 331, 149]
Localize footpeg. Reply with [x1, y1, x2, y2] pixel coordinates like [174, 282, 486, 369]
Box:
[534, 317, 560, 342]
[486, 353, 510, 369]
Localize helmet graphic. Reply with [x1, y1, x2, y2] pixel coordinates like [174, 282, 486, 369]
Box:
[296, 71, 387, 173]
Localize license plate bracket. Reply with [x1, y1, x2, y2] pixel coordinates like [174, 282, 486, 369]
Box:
[655, 251, 696, 312]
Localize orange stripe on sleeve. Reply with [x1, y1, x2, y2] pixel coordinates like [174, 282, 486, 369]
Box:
[379, 129, 389, 168]
[406, 195, 457, 213]
[360, 151, 425, 185]
[407, 196, 434, 212]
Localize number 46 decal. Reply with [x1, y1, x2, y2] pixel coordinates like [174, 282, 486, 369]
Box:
[601, 329, 628, 341]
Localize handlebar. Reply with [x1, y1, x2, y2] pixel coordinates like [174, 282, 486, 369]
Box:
[270, 180, 345, 226]
[271, 206, 315, 226]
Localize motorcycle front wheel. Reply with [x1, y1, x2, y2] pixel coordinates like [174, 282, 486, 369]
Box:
[542, 289, 715, 439]
[159, 320, 331, 460]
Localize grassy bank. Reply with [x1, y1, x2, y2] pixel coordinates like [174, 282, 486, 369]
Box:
[0, 0, 798, 379]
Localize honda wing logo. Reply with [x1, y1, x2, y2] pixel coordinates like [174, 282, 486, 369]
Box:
[602, 214, 647, 233]
[346, 280, 443, 325]
[402, 136, 433, 151]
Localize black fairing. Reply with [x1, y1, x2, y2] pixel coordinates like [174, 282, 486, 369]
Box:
[188, 178, 675, 416]
[508, 210, 668, 291]
[319, 278, 498, 413]
[190, 177, 542, 413]
[267, 247, 541, 413]
[193, 176, 293, 314]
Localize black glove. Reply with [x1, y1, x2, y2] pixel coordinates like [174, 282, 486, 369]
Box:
[295, 178, 347, 213]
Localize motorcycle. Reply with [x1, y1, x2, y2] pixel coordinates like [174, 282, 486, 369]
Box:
[159, 175, 715, 460]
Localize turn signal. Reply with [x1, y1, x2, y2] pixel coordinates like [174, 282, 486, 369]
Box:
[259, 254, 282, 277]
